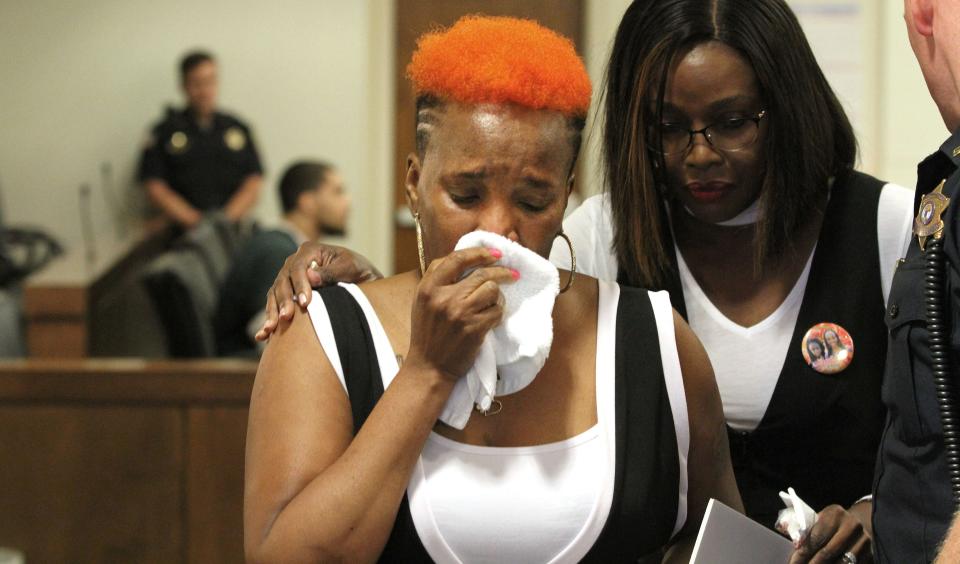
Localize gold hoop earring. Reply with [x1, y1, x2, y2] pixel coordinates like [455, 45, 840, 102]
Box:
[557, 230, 575, 294]
[414, 211, 426, 275]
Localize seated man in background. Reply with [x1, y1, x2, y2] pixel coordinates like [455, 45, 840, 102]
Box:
[214, 161, 348, 356]
[138, 50, 263, 230]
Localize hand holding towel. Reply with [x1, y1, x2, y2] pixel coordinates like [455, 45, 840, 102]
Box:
[776, 487, 818, 546]
[437, 231, 560, 429]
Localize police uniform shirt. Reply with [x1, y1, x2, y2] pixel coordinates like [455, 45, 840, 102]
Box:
[138, 108, 262, 211]
[873, 129, 960, 563]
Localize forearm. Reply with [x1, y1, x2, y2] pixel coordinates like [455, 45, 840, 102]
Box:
[253, 363, 453, 562]
[936, 511, 960, 564]
[224, 174, 262, 221]
[145, 179, 201, 228]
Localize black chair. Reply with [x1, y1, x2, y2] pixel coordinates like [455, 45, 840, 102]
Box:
[141, 215, 257, 358]
[142, 246, 218, 358]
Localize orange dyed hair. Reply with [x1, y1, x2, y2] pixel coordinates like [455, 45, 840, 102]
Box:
[407, 15, 591, 117]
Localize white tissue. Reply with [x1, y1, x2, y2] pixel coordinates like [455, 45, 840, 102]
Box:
[437, 231, 560, 429]
[776, 487, 818, 546]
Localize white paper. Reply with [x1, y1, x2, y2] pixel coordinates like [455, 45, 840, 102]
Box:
[690, 499, 794, 564]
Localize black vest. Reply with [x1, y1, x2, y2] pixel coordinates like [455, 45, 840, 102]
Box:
[626, 171, 888, 527]
[318, 284, 680, 562]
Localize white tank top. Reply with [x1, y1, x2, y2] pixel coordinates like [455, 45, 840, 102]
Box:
[418, 426, 604, 564]
[306, 281, 690, 563]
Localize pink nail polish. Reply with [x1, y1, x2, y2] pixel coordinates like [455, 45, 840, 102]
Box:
[511, 268, 520, 280]
[488, 248, 503, 259]
[299, 293, 307, 305]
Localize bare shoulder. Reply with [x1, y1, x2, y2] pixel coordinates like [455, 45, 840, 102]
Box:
[353, 272, 417, 333]
[253, 303, 348, 418]
[356, 271, 415, 305]
[357, 271, 411, 294]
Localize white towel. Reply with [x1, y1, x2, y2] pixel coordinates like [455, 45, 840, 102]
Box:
[437, 231, 560, 429]
[775, 487, 818, 546]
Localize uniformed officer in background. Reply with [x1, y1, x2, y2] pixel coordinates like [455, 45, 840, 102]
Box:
[138, 51, 262, 230]
[874, 2, 960, 563]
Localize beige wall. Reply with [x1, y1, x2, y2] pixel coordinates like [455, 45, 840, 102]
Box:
[0, 0, 949, 276]
[580, 0, 633, 196]
[876, 0, 946, 188]
[0, 0, 394, 269]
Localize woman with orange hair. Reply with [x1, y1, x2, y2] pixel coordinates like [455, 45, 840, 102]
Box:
[256, 3, 895, 562]
[243, 16, 739, 563]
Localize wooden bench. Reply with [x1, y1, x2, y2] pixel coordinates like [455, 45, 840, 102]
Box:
[0, 359, 256, 563]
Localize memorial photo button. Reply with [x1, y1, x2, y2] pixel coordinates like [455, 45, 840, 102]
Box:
[801, 322, 854, 375]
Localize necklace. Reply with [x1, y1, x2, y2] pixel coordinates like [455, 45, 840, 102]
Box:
[476, 372, 503, 416]
[476, 399, 503, 416]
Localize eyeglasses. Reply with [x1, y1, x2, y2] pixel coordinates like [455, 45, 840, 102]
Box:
[654, 110, 767, 156]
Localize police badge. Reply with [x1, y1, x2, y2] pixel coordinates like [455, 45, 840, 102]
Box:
[225, 127, 247, 151]
[167, 131, 189, 154]
[914, 179, 951, 251]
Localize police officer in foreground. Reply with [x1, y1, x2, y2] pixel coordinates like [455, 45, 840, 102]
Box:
[874, 2, 960, 562]
[138, 51, 262, 230]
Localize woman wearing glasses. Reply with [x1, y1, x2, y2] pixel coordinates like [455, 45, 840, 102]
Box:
[259, 1, 911, 561]
[562, 2, 910, 561]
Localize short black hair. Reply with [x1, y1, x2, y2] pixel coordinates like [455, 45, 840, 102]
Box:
[414, 95, 586, 176]
[604, 0, 857, 289]
[180, 51, 215, 82]
[279, 161, 333, 214]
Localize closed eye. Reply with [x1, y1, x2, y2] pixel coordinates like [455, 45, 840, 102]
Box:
[519, 201, 548, 213]
[715, 118, 749, 131]
[515, 190, 554, 213]
[659, 123, 689, 138]
[449, 193, 480, 206]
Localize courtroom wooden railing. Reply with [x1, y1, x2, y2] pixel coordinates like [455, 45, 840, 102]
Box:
[0, 359, 257, 564]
